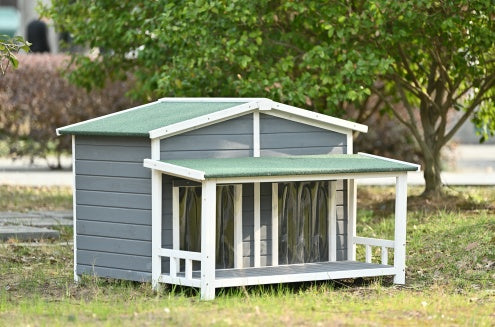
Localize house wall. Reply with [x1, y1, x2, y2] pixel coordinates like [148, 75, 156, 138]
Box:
[74, 136, 152, 281]
[74, 113, 350, 282]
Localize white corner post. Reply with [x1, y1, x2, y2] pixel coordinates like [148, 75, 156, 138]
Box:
[271, 183, 278, 266]
[72, 135, 80, 283]
[151, 138, 162, 291]
[328, 180, 337, 262]
[201, 180, 217, 300]
[254, 182, 261, 267]
[253, 110, 261, 267]
[347, 179, 357, 261]
[234, 184, 243, 268]
[171, 187, 180, 276]
[393, 173, 408, 284]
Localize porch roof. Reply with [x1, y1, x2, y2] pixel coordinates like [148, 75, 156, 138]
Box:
[143, 153, 420, 181]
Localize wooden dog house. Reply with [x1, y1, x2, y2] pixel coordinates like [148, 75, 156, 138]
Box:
[57, 98, 419, 300]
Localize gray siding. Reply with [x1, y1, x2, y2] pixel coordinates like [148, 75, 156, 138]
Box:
[75, 135, 153, 281]
[160, 115, 253, 159]
[259, 114, 347, 156]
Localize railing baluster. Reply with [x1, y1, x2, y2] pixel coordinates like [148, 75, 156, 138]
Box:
[170, 257, 177, 278]
[381, 247, 388, 265]
[365, 245, 372, 263]
[185, 259, 193, 279]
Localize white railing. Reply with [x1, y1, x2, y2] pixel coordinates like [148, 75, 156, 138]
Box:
[353, 236, 394, 265]
[157, 248, 202, 286]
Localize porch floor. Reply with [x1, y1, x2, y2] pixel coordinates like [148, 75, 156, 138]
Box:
[172, 261, 395, 288]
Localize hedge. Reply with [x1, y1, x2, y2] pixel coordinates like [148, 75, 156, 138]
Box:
[0, 54, 137, 168]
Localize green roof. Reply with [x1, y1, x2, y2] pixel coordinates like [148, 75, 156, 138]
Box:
[164, 154, 418, 178]
[58, 101, 246, 136]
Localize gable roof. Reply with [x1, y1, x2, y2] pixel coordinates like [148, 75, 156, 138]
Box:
[57, 98, 368, 138]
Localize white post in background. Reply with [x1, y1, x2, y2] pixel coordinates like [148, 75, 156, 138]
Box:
[151, 138, 162, 290]
[254, 182, 261, 267]
[201, 181, 217, 300]
[271, 183, 279, 266]
[234, 184, 243, 268]
[171, 187, 180, 275]
[393, 173, 408, 284]
[72, 135, 80, 283]
[347, 179, 357, 261]
[328, 180, 337, 261]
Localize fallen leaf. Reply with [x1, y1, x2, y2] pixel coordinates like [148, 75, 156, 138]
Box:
[465, 242, 478, 251]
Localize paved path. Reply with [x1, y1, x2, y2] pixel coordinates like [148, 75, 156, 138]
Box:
[0, 210, 72, 241]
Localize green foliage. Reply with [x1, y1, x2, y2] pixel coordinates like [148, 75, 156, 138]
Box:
[0, 35, 30, 74]
[42, 1, 391, 112]
[43, 1, 495, 194]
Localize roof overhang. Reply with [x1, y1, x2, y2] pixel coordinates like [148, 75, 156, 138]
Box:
[143, 153, 419, 183]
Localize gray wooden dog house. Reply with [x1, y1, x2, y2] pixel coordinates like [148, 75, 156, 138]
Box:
[57, 98, 419, 300]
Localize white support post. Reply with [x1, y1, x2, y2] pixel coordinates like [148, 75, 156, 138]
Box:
[271, 183, 278, 266]
[393, 174, 408, 284]
[72, 135, 80, 283]
[151, 139, 162, 291]
[171, 187, 180, 275]
[347, 179, 357, 261]
[328, 181, 337, 262]
[234, 184, 243, 269]
[200, 181, 217, 300]
[253, 111, 260, 157]
[254, 182, 261, 267]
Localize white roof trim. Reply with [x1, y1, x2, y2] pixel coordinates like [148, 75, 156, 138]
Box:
[358, 152, 421, 171]
[143, 159, 205, 182]
[149, 101, 259, 139]
[55, 100, 161, 136]
[149, 98, 368, 139]
[270, 102, 368, 134]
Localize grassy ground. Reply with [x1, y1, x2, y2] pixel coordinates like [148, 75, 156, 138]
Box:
[0, 186, 494, 326]
[0, 185, 72, 212]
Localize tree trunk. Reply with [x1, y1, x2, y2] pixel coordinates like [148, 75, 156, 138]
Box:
[421, 144, 443, 198]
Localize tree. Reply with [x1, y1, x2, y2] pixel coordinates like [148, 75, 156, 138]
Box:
[44, 1, 495, 197]
[0, 35, 30, 74]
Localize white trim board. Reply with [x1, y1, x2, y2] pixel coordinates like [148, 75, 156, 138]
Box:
[143, 159, 205, 182]
[149, 100, 368, 139]
[149, 102, 258, 139]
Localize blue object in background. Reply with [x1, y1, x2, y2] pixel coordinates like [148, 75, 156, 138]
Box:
[0, 6, 20, 37]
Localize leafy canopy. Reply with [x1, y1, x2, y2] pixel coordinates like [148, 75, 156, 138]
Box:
[45, 1, 495, 139]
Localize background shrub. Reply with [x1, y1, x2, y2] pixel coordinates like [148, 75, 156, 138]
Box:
[0, 54, 137, 168]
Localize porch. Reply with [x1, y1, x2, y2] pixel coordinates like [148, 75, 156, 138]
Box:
[143, 153, 420, 300]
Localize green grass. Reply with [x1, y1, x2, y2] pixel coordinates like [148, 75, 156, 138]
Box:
[0, 185, 72, 212]
[0, 186, 494, 326]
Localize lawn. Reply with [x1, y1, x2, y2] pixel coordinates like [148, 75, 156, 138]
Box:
[0, 186, 494, 326]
